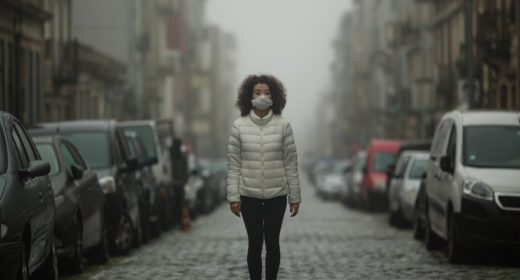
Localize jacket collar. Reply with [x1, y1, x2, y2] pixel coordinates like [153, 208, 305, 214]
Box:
[249, 109, 273, 126]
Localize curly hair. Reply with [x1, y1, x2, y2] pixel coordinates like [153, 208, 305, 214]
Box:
[235, 74, 287, 116]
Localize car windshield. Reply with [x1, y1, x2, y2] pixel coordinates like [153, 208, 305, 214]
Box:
[408, 158, 428, 179]
[35, 144, 60, 176]
[121, 126, 158, 159]
[354, 154, 366, 172]
[463, 126, 520, 169]
[64, 132, 111, 169]
[332, 161, 350, 173]
[373, 152, 397, 173]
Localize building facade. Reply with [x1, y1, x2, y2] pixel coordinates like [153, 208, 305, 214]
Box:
[0, 0, 50, 125]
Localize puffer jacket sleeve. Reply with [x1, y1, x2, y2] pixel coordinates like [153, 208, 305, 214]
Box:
[283, 121, 301, 204]
[227, 121, 241, 203]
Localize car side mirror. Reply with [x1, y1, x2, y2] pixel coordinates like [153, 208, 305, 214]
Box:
[191, 169, 199, 176]
[440, 155, 454, 173]
[421, 172, 427, 180]
[20, 160, 50, 179]
[69, 164, 84, 180]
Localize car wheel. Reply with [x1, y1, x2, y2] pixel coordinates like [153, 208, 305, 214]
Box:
[140, 204, 151, 243]
[365, 192, 374, 212]
[18, 243, 29, 280]
[388, 209, 399, 226]
[113, 213, 133, 255]
[35, 237, 59, 279]
[133, 216, 143, 249]
[447, 212, 466, 263]
[412, 210, 425, 240]
[88, 214, 110, 264]
[424, 207, 443, 251]
[68, 218, 85, 274]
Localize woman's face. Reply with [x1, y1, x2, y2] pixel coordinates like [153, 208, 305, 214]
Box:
[252, 83, 271, 100]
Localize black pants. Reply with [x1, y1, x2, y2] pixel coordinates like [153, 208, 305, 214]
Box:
[241, 195, 287, 280]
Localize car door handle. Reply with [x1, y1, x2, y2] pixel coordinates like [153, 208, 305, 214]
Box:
[39, 192, 43, 201]
[434, 174, 442, 181]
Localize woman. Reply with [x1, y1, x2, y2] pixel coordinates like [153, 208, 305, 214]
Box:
[227, 74, 301, 280]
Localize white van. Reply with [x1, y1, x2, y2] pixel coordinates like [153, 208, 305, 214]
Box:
[424, 111, 520, 263]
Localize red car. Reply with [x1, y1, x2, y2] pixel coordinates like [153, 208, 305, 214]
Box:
[361, 139, 401, 210]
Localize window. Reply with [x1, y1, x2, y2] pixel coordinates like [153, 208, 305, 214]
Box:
[463, 126, 520, 169]
[354, 153, 367, 172]
[373, 152, 397, 173]
[11, 127, 28, 169]
[64, 141, 88, 170]
[393, 155, 411, 178]
[60, 143, 79, 168]
[446, 124, 457, 163]
[0, 127, 6, 174]
[64, 132, 111, 169]
[121, 126, 158, 159]
[0, 40, 4, 105]
[431, 120, 452, 159]
[408, 159, 429, 179]
[14, 122, 37, 162]
[6, 43, 12, 107]
[35, 144, 60, 176]
[35, 53, 41, 119]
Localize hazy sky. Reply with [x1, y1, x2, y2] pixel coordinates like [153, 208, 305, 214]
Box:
[206, 0, 352, 154]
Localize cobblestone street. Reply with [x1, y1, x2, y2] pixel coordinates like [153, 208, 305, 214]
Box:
[64, 175, 520, 280]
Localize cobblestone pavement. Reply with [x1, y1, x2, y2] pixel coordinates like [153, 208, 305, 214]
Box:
[64, 174, 520, 280]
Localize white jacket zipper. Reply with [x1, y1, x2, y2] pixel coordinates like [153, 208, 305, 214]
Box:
[260, 125, 265, 198]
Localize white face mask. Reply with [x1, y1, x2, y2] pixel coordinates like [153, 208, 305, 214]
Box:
[251, 95, 273, 110]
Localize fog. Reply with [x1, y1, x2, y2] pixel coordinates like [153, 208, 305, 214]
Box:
[206, 0, 352, 156]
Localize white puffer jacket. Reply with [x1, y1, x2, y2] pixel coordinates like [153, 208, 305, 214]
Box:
[227, 109, 301, 204]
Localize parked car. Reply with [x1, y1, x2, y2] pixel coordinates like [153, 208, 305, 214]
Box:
[0, 111, 57, 279]
[32, 135, 109, 273]
[169, 138, 189, 227]
[309, 157, 334, 187]
[119, 121, 174, 230]
[344, 150, 366, 208]
[30, 120, 142, 255]
[360, 140, 401, 210]
[184, 153, 206, 219]
[412, 173, 428, 241]
[387, 151, 429, 226]
[423, 111, 520, 263]
[156, 120, 181, 226]
[385, 140, 431, 194]
[122, 132, 160, 241]
[199, 158, 226, 211]
[316, 160, 351, 200]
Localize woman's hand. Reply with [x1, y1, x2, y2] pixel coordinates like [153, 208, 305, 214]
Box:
[230, 202, 241, 217]
[289, 203, 300, 217]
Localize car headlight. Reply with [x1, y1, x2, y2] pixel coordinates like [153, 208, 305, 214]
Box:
[463, 178, 493, 201]
[99, 176, 117, 194]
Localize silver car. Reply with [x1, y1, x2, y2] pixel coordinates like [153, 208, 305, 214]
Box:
[388, 151, 429, 226]
[344, 151, 366, 207]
